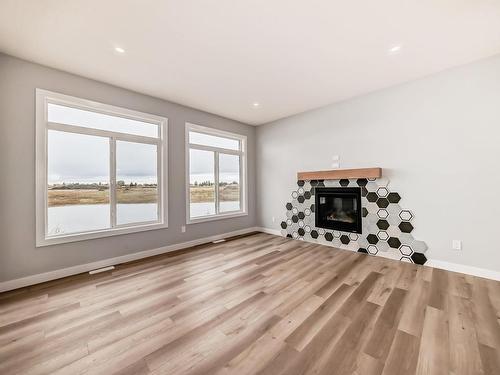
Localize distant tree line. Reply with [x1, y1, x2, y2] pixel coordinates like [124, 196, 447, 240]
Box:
[49, 182, 157, 190]
[191, 181, 239, 187]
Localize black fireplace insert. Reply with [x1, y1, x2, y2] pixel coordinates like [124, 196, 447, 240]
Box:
[315, 187, 362, 233]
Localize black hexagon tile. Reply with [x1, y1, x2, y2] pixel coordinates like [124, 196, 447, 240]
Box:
[356, 178, 368, 187]
[362, 207, 369, 218]
[377, 219, 390, 230]
[367, 234, 379, 245]
[387, 192, 401, 204]
[399, 222, 414, 233]
[340, 235, 350, 245]
[411, 252, 427, 265]
[388, 237, 401, 248]
[376, 197, 389, 208]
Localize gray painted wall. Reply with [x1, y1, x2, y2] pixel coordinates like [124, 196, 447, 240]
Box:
[256, 54, 500, 273]
[0, 53, 256, 282]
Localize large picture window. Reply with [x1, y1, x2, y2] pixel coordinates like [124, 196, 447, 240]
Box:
[186, 123, 247, 223]
[36, 89, 168, 246]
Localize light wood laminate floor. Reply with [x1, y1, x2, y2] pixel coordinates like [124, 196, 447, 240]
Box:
[1, 232, 499, 375]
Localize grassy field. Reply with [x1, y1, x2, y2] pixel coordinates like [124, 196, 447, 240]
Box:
[48, 187, 158, 207]
[48, 185, 239, 207]
[189, 184, 239, 203]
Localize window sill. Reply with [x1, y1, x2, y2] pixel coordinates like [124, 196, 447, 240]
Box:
[36, 221, 168, 247]
[187, 211, 248, 225]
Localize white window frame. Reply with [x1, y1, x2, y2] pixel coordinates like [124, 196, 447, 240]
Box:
[185, 123, 248, 224]
[35, 89, 168, 247]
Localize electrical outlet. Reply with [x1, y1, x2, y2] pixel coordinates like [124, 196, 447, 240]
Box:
[181, 225, 186, 233]
[452, 240, 462, 250]
[272, 216, 275, 223]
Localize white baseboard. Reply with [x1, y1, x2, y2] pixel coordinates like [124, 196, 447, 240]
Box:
[257, 226, 500, 282]
[425, 259, 500, 281]
[0, 227, 260, 293]
[4, 227, 498, 293]
[255, 226, 282, 236]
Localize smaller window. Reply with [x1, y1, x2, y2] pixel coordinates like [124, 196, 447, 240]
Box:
[186, 123, 247, 223]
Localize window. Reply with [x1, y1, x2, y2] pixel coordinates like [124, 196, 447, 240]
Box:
[36, 89, 168, 246]
[186, 123, 247, 223]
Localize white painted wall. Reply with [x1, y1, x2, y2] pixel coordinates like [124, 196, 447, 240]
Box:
[256, 54, 500, 273]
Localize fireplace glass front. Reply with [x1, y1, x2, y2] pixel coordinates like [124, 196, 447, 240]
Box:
[315, 187, 362, 233]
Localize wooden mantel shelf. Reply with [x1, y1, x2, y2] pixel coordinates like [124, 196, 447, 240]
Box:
[297, 167, 382, 181]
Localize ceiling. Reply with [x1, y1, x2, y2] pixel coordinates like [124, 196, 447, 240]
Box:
[1, 1, 500, 125]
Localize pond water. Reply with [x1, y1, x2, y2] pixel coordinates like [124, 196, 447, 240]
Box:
[48, 201, 241, 235]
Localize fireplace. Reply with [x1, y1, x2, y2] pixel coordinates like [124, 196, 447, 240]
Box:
[315, 187, 362, 233]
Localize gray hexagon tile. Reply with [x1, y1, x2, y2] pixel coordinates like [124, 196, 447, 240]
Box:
[387, 213, 401, 226]
[377, 241, 390, 252]
[386, 203, 402, 216]
[366, 183, 379, 194]
[386, 225, 401, 237]
[398, 233, 414, 245]
[412, 240, 428, 253]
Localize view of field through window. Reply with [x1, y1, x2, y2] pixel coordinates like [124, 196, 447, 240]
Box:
[47, 130, 160, 235]
[189, 148, 241, 218]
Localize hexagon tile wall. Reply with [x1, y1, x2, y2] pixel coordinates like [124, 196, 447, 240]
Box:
[280, 178, 428, 264]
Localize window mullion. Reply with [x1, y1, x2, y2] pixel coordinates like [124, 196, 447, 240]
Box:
[214, 151, 219, 214]
[239, 153, 243, 211]
[110, 137, 117, 228]
[157, 143, 162, 222]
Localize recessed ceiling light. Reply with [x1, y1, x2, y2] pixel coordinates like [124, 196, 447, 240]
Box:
[388, 45, 402, 54]
[252, 102, 260, 107]
[114, 47, 125, 54]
